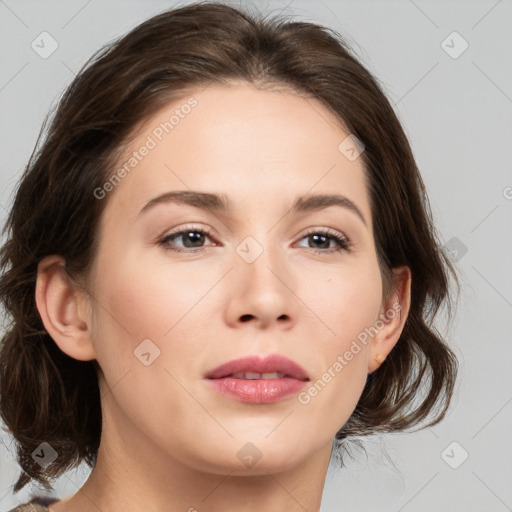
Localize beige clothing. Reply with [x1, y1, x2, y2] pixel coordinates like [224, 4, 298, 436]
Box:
[7, 496, 59, 512]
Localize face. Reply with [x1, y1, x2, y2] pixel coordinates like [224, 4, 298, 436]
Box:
[84, 82, 388, 475]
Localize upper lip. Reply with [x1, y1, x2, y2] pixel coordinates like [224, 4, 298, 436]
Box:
[205, 354, 310, 381]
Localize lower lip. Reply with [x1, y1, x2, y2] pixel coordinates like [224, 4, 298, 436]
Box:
[207, 377, 307, 404]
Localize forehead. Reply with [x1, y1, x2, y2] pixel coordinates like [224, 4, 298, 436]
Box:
[100, 82, 371, 226]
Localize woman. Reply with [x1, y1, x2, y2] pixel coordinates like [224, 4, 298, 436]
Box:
[0, 2, 458, 511]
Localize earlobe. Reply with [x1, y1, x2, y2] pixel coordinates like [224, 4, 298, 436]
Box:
[368, 266, 412, 374]
[35, 255, 97, 361]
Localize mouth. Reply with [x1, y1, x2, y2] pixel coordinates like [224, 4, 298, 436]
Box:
[204, 354, 310, 381]
[204, 354, 309, 404]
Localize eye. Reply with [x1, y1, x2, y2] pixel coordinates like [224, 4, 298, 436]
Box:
[159, 225, 217, 253]
[158, 225, 352, 254]
[295, 228, 352, 254]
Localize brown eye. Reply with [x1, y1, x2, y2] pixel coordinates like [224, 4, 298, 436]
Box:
[296, 229, 352, 254]
[159, 226, 216, 253]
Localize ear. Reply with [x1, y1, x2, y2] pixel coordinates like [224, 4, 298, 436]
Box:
[367, 265, 412, 373]
[35, 255, 97, 361]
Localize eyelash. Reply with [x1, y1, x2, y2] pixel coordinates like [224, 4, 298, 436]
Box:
[158, 224, 352, 255]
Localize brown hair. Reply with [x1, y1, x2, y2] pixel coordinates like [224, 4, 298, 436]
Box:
[0, 0, 458, 493]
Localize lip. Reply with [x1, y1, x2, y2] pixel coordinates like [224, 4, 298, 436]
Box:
[205, 354, 309, 381]
[204, 354, 309, 404]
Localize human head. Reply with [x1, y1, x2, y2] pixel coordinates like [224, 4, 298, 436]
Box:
[0, 1, 458, 493]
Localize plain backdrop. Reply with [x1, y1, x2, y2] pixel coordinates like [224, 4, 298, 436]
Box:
[0, 1, 511, 511]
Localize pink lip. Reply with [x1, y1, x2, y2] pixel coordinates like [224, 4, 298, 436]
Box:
[205, 354, 309, 380]
[204, 354, 309, 404]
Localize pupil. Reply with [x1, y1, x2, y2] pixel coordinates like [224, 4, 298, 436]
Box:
[185, 231, 203, 247]
[311, 234, 328, 249]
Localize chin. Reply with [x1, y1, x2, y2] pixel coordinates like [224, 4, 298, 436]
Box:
[181, 438, 313, 476]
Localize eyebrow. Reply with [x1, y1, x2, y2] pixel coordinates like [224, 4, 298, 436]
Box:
[138, 190, 367, 226]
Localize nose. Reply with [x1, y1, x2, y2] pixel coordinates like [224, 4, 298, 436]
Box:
[223, 241, 299, 330]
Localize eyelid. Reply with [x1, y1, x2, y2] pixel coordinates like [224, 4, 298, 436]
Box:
[299, 226, 349, 241]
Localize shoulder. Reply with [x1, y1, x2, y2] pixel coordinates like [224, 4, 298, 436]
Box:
[6, 495, 60, 512]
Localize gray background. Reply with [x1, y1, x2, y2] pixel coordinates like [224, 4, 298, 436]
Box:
[0, 0, 511, 511]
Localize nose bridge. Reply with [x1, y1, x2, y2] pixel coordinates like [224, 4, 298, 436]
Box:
[225, 228, 297, 328]
[235, 229, 287, 293]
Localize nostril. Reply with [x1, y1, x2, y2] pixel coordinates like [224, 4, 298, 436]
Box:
[240, 314, 254, 322]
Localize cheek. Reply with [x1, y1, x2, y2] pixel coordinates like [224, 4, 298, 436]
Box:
[296, 259, 382, 420]
[92, 246, 202, 336]
[305, 257, 383, 353]
[87, 254, 208, 440]
[88, 249, 216, 382]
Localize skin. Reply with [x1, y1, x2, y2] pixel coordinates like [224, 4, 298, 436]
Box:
[36, 82, 411, 512]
